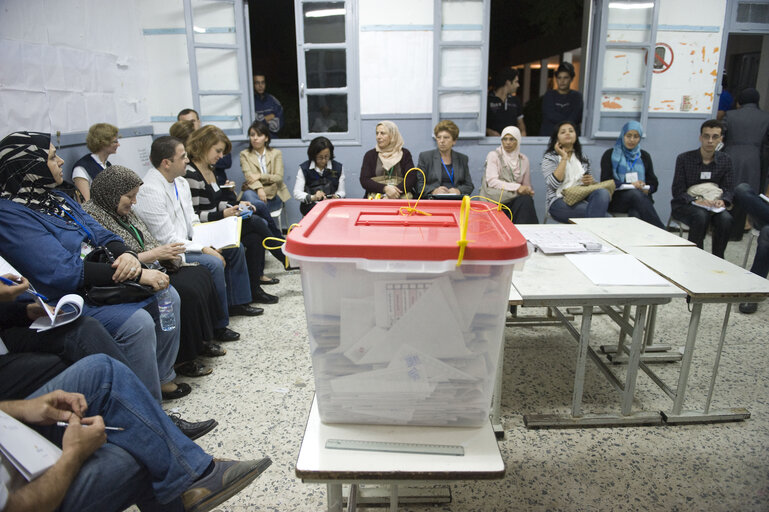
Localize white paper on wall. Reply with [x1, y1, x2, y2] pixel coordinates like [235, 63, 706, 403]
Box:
[0, 90, 50, 136]
[47, 91, 87, 133]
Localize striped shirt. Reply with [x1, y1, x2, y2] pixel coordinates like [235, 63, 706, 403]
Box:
[184, 163, 237, 222]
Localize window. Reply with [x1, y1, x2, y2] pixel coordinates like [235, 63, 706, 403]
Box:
[588, 0, 660, 137]
[294, 0, 359, 140]
[432, 0, 490, 138]
[141, 0, 251, 137]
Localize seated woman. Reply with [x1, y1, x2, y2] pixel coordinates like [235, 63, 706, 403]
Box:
[239, 120, 290, 213]
[600, 121, 664, 228]
[184, 125, 281, 303]
[415, 120, 474, 198]
[71, 123, 120, 202]
[84, 165, 229, 377]
[542, 121, 609, 223]
[0, 131, 188, 402]
[294, 136, 346, 216]
[360, 121, 416, 198]
[479, 126, 539, 224]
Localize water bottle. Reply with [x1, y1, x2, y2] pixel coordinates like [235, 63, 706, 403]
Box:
[157, 287, 176, 332]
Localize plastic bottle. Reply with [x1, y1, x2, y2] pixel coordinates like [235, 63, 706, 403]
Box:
[156, 287, 176, 332]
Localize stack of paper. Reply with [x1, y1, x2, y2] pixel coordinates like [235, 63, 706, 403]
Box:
[305, 267, 511, 426]
[0, 410, 61, 481]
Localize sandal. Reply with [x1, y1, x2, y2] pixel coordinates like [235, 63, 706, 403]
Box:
[201, 343, 227, 357]
[176, 360, 212, 378]
[260, 276, 279, 285]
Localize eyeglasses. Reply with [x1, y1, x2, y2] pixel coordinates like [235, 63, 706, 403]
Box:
[701, 134, 722, 141]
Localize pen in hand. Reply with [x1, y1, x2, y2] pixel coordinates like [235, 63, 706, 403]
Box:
[56, 421, 124, 431]
[0, 276, 49, 302]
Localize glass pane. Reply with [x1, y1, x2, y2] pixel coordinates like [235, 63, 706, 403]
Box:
[737, 2, 769, 23]
[606, 1, 653, 43]
[439, 92, 481, 133]
[306, 50, 347, 88]
[196, 49, 239, 90]
[440, 48, 482, 88]
[308, 95, 348, 133]
[441, 0, 483, 42]
[600, 92, 643, 112]
[200, 95, 242, 130]
[602, 49, 647, 89]
[191, 0, 236, 45]
[303, 2, 345, 44]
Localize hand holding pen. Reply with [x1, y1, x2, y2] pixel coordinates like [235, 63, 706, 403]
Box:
[0, 274, 49, 303]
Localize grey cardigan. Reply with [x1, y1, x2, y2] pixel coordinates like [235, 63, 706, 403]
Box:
[415, 149, 474, 196]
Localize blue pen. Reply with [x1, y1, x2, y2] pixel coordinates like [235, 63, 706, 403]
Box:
[0, 276, 49, 302]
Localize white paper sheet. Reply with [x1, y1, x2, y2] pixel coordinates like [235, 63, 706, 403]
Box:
[564, 253, 669, 286]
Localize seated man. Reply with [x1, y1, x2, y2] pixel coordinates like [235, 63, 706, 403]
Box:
[671, 119, 734, 259]
[134, 136, 261, 341]
[0, 354, 271, 512]
[0, 274, 215, 439]
[733, 182, 769, 313]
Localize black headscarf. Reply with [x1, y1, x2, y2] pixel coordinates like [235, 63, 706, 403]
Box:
[0, 131, 65, 213]
[90, 165, 144, 222]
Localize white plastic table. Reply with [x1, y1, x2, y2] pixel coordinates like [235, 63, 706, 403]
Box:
[296, 397, 505, 511]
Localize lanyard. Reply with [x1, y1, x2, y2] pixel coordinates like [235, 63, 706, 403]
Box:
[441, 159, 454, 185]
[61, 208, 94, 243]
[117, 219, 144, 250]
[173, 181, 179, 200]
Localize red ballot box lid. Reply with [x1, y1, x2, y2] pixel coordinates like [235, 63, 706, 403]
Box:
[284, 199, 528, 263]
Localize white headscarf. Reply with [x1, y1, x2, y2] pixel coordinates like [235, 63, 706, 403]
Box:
[375, 121, 405, 170]
[495, 126, 522, 182]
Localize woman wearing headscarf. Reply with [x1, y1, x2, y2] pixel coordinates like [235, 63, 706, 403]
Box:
[360, 121, 416, 198]
[600, 121, 664, 228]
[479, 126, 539, 224]
[84, 165, 228, 378]
[0, 131, 188, 402]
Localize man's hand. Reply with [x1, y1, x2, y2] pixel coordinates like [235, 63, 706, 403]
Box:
[60, 415, 106, 466]
[202, 246, 226, 268]
[695, 198, 715, 207]
[150, 243, 186, 261]
[26, 303, 53, 321]
[0, 274, 29, 302]
[714, 199, 725, 208]
[111, 253, 141, 283]
[11, 390, 88, 425]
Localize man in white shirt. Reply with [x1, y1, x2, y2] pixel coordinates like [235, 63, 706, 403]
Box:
[134, 137, 261, 342]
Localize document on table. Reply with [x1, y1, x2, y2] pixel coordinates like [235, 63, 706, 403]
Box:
[565, 253, 669, 286]
[517, 226, 604, 254]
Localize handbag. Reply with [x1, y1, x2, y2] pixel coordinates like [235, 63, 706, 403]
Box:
[82, 247, 155, 306]
[561, 179, 616, 206]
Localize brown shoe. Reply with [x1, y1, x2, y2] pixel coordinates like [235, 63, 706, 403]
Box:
[182, 458, 272, 512]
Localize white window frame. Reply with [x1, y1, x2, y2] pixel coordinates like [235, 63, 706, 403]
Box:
[294, 0, 360, 141]
[588, 0, 661, 139]
[431, 0, 491, 139]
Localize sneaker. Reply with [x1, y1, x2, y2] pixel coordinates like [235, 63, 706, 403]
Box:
[182, 458, 272, 512]
[168, 413, 218, 440]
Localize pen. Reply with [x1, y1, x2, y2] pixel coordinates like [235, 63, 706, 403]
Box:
[56, 421, 124, 431]
[0, 276, 49, 302]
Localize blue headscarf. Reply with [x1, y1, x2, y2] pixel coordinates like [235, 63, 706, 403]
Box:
[610, 121, 645, 185]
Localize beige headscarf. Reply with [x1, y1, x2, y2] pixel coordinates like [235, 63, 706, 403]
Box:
[375, 121, 404, 170]
[496, 126, 522, 182]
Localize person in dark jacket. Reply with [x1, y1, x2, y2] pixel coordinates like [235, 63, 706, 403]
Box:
[293, 136, 345, 216]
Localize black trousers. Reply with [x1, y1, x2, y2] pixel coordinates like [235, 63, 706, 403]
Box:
[672, 203, 733, 258]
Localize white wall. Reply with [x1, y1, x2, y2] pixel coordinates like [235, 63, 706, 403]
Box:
[0, 0, 150, 137]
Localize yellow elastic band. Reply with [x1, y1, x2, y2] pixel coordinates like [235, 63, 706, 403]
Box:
[399, 167, 431, 217]
[469, 195, 513, 221]
[456, 195, 471, 266]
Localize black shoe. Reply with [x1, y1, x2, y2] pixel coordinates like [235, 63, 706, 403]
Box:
[176, 360, 213, 378]
[228, 304, 264, 317]
[168, 412, 218, 441]
[251, 287, 278, 304]
[162, 382, 192, 400]
[182, 458, 272, 512]
[201, 342, 227, 357]
[259, 276, 280, 285]
[739, 302, 758, 314]
[213, 327, 240, 342]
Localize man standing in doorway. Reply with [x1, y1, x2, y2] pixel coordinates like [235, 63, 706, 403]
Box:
[670, 119, 735, 259]
[253, 73, 284, 139]
[540, 61, 583, 136]
[486, 68, 526, 137]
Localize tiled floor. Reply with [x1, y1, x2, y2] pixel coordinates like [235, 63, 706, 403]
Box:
[161, 233, 769, 511]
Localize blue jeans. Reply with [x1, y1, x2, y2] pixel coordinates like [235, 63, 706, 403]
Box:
[109, 287, 181, 402]
[187, 248, 251, 313]
[548, 189, 611, 223]
[734, 182, 769, 277]
[30, 355, 211, 511]
[609, 189, 665, 229]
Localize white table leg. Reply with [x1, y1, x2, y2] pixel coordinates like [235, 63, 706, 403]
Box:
[571, 306, 593, 418]
[621, 305, 647, 415]
[327, 483, 343, 512]
[672, 302, 702, 415]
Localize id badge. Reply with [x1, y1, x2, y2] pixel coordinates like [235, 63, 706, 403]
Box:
[386, 178, 398, 186]
[80, 242, 94, 260]
[625, 172, 638, 183]
[211, 182, 220, 192]
[700, 172, 711, 180]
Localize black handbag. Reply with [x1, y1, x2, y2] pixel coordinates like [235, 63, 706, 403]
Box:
[82, 247, 155, 306]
